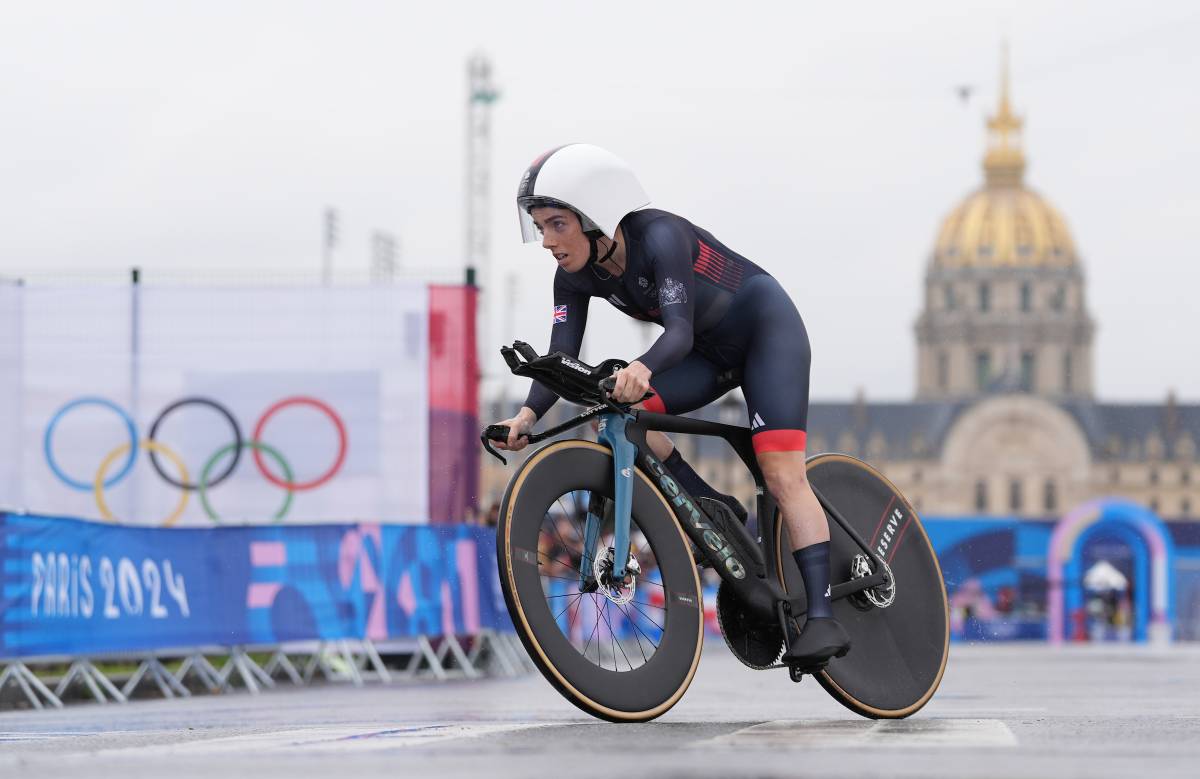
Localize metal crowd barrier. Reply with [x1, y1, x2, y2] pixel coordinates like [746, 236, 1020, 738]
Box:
[0, 631, 535, 710]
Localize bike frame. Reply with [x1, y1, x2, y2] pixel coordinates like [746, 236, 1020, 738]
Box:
[589, 407, 890, 622]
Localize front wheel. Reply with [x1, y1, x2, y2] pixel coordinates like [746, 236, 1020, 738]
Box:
[776, 453, 950, 718]
[497, 439, 704, 722]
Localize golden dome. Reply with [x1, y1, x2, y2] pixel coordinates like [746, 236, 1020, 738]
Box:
[932, 47, 1078, 270]
[934, 187, 1078, 269]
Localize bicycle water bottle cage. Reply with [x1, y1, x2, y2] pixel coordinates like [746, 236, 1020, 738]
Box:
[500, 341, 637, 407]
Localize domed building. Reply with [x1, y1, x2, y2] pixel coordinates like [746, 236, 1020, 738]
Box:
[797, 60, 1199, 523]
[796, 55, 1200, 642]
[915, 65, 1094, 402]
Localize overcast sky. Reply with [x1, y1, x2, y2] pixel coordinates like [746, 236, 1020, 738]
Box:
[2, 1, 1198, 406]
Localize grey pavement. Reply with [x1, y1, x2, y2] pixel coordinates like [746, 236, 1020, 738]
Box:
[1, 643, 1199, 778]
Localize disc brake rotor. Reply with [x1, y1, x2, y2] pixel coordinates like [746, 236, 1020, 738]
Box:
[849, 554, 897, 610]
[593, 546, 640, 606]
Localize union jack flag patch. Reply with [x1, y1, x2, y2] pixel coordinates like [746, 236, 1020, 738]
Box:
[553, 304, 568, 323]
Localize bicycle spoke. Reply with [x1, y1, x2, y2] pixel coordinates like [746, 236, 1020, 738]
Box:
[581, 594, 602, 659]
[629, 600, 666, 632]
[538, 571, 587, 585]
[555, 495, 587, 548]
[546, 505, 576, 559]
[606, 600, 618, 671]
[600, 600, 635, 671]
[553, 592, 584, 622]
[616, 601, 659, 658]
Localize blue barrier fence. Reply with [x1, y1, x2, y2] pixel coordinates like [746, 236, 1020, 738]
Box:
[0, 512, 511, 660]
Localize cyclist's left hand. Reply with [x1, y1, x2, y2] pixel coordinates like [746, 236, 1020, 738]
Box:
[612, 360, 652, 404]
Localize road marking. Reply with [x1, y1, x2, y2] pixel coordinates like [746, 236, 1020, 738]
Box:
[82, 723, 555, 756]
[700, 718, 1017, 749]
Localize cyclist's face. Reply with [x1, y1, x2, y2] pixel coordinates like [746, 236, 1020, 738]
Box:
[531, 207, 589, 273]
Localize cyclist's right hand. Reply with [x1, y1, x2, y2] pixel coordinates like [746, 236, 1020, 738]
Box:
[493, 407, 536, 451]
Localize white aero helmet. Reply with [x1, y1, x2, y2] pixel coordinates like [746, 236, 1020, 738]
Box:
[517, 143, 650, 243]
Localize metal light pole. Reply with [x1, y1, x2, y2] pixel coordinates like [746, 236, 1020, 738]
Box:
[371, 230, 398, 283]
[465, 53, 500, 396]
[322, 207, 339, 286]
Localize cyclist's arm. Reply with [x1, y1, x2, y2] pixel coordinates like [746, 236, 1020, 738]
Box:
[522, 270, 590, 420]
[634, 218, 695, 374]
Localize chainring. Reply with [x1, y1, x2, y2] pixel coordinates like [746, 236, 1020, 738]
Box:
[716, 580, 784, 670]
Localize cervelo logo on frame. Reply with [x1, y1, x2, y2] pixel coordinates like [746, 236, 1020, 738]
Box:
[43, 396, 348, 526]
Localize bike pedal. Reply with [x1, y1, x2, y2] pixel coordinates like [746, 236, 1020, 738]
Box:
[785, 656, 831, 678]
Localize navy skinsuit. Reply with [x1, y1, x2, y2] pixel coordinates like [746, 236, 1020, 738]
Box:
[524, 208, 812, 453]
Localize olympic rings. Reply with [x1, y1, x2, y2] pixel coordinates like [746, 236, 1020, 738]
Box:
[148, 397, 243, 491]
[44, 397, 139, 491]
[94, 440, 190, 526]
[44, 395, 348, 525]
[199, 441, 294, 523]
[252, 396, 348, 492]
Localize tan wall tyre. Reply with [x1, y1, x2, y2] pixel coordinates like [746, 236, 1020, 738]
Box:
[497, 440, 704, 723]
[776, 454, 950, 718]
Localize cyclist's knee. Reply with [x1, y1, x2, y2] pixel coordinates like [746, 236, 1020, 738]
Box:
[758, 451, 810, 501]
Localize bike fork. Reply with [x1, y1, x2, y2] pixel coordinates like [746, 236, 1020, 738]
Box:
[594, 412, 636, 580]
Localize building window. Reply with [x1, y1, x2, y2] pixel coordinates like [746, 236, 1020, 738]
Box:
[1183, 498, 1192, 517]
[1110, 467, 1120, 484]
[979, 282, 991, 312]
[975, 480, 988, 512]
[1051, 284, 1066, 311]
[937, 351, 949, 390]
[1150, 497, 1160, 513]
[1063, 351, 1074, 394]
[976, 351, 992, 391]
[1044, 480, 1057, 513]
[1020, 351, 1035, 392]
[913, 468, 923, 484]
[1009, 479, 1022, 513]
[1183, 469, 1191, 486]
[1150, 468, 1159, 485]
[1020, 282, 1032, 312]
[944, 284, 955, 310]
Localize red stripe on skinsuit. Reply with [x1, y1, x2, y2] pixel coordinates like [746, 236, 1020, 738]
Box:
[752, 429, 808, 454]
[642, 387, 667, 414]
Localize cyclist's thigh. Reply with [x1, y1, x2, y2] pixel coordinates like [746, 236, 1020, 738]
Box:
[739, 277, 811, 448]
[644, 350, 739, 415]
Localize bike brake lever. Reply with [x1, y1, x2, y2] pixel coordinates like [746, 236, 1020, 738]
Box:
[514, 340, 539, 362]
[597, 377, 657, 415]
[500, 346, 523, 372]
[481, 424, 510, 465]
[598, 377, 626, 415]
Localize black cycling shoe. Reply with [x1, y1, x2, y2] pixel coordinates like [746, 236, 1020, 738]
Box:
[782, 617, 851, 671]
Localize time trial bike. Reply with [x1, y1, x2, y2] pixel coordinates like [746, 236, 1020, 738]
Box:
[482, 342, 949, 723]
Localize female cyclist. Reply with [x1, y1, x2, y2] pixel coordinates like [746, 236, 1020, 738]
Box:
[491, 143, 850, 668]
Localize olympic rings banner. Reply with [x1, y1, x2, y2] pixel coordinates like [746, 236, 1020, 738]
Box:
[0, 512, 510, 659]
[0, 282, 478, 525]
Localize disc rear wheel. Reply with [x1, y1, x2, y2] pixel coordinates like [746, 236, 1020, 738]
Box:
[776, 453, 950, 718]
